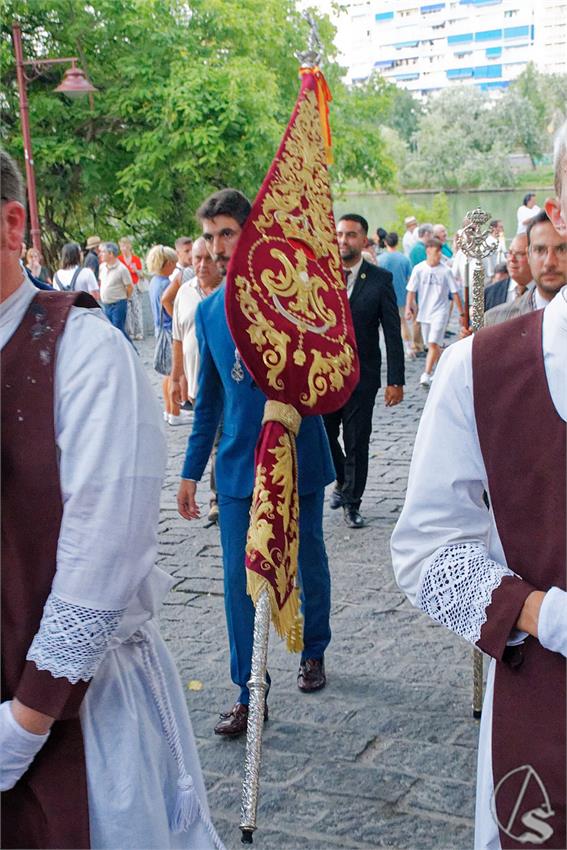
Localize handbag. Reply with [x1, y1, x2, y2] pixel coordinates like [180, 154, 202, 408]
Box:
[153, 312, 172, 376]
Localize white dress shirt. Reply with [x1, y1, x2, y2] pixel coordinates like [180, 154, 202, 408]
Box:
[344, 257, 363, 298]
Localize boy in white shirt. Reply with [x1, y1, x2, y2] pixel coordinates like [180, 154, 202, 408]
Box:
[405, 238, 465, 386]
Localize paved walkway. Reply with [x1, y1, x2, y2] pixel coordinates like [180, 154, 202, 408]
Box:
[141, 324, 478, 850]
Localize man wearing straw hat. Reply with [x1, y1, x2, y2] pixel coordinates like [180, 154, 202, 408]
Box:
[84, 234, 101, 279]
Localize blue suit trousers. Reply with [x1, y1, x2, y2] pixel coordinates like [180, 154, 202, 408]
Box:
[218, 488, 331, 705]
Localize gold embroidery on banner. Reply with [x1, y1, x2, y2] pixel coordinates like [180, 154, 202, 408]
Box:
[246, 434, 299, 607]
[235, 276, 291, 392]
[256, 90, 339, 270]
[301, 345, 357, 408]
[235, 87, 356, 406]
[269, 434, 299, 603]
[261, 248, 336, 334]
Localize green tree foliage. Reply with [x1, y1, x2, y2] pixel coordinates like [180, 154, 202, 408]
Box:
[383, 85, 423, 151]
[329, 71, 396, 190]
[502, 63, 567, 167]
[400, 87, 515, 190]
[386, 193, 450, 234]
[1, 0, 395, 263]
[380, 66, 567, 190]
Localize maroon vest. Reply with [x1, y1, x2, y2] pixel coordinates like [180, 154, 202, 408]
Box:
[473, 310, 566, 850]
[1, 290, 97, 849]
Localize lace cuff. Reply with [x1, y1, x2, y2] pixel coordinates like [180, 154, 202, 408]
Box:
[416, 543, 515, 645]
[26, 593, 125, 684]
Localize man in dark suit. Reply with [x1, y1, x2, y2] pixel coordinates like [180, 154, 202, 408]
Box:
[177, 190, 335, 737]
[484, 232, 533, 310]
[324, 214, 405, 529]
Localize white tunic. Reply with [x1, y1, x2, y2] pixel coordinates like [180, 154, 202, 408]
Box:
[391, 289, 567, 850]
[0, 278, 224, 850]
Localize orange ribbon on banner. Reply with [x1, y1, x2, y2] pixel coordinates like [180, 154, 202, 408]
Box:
[299, 66, 333, 164]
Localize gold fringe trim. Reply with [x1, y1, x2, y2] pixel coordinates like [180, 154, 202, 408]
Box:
[262, 400, 302, 436]
[247, 569, 304, 653]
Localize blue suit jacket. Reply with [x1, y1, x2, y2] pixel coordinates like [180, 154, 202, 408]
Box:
[181, 284, 335, 498]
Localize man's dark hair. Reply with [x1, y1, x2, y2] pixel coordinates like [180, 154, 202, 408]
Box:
[522, 192, 536, 206]
[425, 237, 443, 250]
[489, 219, 501, 230]
[493, 261, 508, 275]
[526, 208, 551, 245]
[1, 147, 25, 206]
[385, 231, 399, 248]
[175, 236, 193, 250]
[197, 189, 251, 227]
[338, 214, 368, 235]
[61, 242, 81, 269]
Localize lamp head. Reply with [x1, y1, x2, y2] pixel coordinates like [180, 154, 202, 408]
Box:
[54, 63, 97, 97]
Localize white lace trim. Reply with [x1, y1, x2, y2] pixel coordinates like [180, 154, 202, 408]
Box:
[26, 593, 124, 683]
[416, 543, 515, 645]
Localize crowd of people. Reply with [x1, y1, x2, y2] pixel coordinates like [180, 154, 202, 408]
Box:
[352, 186, 563, 390]
[2, 114, 566, 850]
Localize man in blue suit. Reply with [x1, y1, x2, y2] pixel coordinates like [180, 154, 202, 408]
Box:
[177, 189, 335, 737]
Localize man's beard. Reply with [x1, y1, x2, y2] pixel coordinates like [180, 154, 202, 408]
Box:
[214, 255, 229, 275]
[340, 247, 357, 263]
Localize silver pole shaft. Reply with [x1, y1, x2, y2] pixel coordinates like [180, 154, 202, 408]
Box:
[471, 256, 484, 715]
[240, 589, 271, 842]
[470, 264, 486, 333]
[473, 648, 484, 719]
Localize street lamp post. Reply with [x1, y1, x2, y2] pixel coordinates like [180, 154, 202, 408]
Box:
[11, 23, 97, 254]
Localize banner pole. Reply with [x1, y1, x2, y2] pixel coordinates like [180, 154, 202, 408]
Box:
[457, 208, 497, 720]
[240, 589, 271, 844]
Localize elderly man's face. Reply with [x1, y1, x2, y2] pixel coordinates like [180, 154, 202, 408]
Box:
[528, 220, 567, 299]
[192, 239, 222, 289]
[101, 248, 116, 265]
[506, 234, 531, 285]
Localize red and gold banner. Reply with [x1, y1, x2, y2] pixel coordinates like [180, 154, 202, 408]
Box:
[226, 68, 359, 650]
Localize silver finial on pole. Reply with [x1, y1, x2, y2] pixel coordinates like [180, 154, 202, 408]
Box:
[295, 11, 323, 66]
[456, 208, 497, 332]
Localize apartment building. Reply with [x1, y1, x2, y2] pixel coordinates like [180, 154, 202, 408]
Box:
[333, 0, 566, 95]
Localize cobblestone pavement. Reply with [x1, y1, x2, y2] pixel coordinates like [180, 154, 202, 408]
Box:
[140, 319, 478, 850]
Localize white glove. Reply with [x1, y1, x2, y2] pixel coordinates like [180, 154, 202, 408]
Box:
[0, 701, 50, 791]
[538, 587, 567, 658]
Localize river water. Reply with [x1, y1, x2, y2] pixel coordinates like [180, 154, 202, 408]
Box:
[333, 188, 553, 243]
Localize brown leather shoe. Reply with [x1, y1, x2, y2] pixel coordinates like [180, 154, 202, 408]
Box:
[297, 658, 326, 692]
[213, 702, 269, 737]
